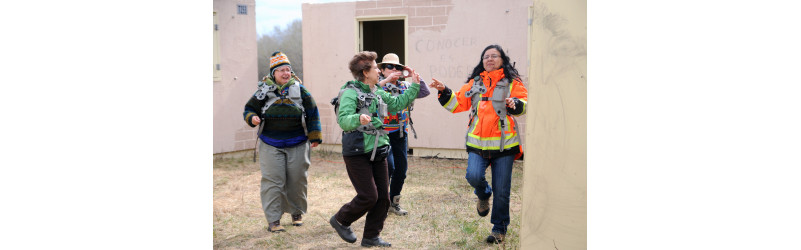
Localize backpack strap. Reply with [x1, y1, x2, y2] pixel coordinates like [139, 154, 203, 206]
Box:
[490, 78, 511, 152]
[465, 76, 486, 143]
[287, 83, 307, 136]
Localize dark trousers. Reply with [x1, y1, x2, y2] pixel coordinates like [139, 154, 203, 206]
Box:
[335, 153, 390, 239]
[386, 130, 408, 199]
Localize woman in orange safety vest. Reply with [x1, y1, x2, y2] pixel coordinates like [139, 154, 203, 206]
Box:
[428, 44, 528, 244]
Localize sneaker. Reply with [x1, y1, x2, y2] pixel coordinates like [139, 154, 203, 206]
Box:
[477, 199, 490, 217]
[267, 220, 285, 233]
[361, 237, 391, 247]
[329, 215, 357, 243]
[485, 232, 505, 244]
[291, 214, 303, 226]
[389, 195, 408, 216]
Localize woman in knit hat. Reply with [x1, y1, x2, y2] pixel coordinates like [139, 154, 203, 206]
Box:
[243, 51, 322, 233]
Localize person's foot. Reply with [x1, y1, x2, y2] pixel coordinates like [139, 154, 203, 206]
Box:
[485, 232, 505, 244]
[476, 199, 490, 217]
[361, 237, 391, 247]
[388, 195, 408, 216]
[291, 214, 303, 226]
[329, 215, 356, 243]
[267, 220, 285, 233]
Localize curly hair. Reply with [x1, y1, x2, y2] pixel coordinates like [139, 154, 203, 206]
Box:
[465, 44, 521, 83]
[349, 51, 377, 82]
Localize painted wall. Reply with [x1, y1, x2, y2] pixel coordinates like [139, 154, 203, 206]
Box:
[521, 0, 587, 249]
[302, 0, 587, 248]
[302, 0, 532, 158]
[213, 0, 259, 154]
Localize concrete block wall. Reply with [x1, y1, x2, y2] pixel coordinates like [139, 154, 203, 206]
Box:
[354, 0, 454, 33]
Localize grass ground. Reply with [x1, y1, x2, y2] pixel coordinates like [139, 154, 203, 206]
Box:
[213, 149, 523, 249]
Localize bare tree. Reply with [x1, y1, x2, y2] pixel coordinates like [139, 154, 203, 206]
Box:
[257, 19, 303, 81]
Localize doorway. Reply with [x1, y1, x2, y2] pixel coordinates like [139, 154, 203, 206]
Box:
[360, 19, 406, 66]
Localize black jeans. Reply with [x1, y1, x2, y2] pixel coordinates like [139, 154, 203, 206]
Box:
[385, 130, 408, 199]
[335, 153, 390, 239]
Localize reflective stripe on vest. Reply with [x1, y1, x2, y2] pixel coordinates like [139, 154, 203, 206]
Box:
[465, 113, 521, 150]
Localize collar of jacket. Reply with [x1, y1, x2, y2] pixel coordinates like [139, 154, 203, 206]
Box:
[479, 68, 505, 84]
[347, 80, 373, 93]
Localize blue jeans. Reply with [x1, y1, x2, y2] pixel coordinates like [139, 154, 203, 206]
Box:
[465, 152, 515, 234]
[385, 130, 408, 199]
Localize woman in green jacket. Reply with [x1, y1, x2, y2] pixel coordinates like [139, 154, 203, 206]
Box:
[328, 51, 420, 247]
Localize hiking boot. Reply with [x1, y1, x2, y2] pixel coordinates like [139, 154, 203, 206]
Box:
[477, 199, 490, 217]
[291, 214, 303, 226]
[389, 195, 408, 216]
[361, 237, 391, 247]
[267, 220, 285, 233]
[485, 232, 505, 244]
[329, 215, 357, 243]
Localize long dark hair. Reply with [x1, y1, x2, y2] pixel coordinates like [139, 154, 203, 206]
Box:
[465, 44, 521, 83]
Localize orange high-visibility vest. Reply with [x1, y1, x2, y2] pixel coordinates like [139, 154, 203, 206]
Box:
[440, 68, 528, 153]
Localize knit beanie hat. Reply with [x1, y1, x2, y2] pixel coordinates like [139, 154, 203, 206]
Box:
[269, 51, 291, 77]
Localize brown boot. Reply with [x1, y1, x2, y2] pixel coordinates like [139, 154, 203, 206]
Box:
[477, 199, 490, 217]
[291, 214, 303, 226]
[267, 220, 285, 233]
[485, 232, 505, 244]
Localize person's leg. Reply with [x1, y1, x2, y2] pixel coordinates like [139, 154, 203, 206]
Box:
[465, 152, 492, 200]
[284, 141, 311, 217]
[388, 131, 408, 199]
[259, 141, 287, 224]
[489, 154, 515, 235]
[335, 154, 379, 226]
[363, 155, 390, 239]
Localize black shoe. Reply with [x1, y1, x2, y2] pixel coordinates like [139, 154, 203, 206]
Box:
[361, 237, 391, 247]
[485, 232, 505, 244]
[329, 215, 357, 243]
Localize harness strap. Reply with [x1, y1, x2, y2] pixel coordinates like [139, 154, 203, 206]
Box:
[355, 124, 389, 161]
[338, 82, 390, 161]
[466, 76, 485, 143]
[490, 78, 511, 152]
[465, 76, 515, 152]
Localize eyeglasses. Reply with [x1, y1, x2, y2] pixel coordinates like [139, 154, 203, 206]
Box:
[482, 54, 500, 60]
[383, 64, 403, 70]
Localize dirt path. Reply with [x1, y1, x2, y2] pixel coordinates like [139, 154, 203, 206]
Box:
[214, 150, 523, 249]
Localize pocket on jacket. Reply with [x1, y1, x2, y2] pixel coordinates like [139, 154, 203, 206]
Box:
[341, 131, 365, 156]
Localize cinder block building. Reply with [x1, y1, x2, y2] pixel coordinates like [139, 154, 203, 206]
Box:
[302, 0, 534, 158]
[213, 0, 258, 155]
[301, 0, 587, 248]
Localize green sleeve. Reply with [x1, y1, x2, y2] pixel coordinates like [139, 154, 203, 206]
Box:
[379, 83, 420, 113]
[336, 89, 363, 131]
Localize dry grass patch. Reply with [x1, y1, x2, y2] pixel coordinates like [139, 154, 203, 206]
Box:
[214, 150, 523, 249]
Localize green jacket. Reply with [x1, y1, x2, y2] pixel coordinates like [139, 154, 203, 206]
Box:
[337, 80, 420, 153]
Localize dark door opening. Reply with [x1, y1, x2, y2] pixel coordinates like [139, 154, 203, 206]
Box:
[361, 20, 405, 66]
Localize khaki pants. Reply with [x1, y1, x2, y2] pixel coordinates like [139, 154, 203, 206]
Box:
[259, 140, 311, 223]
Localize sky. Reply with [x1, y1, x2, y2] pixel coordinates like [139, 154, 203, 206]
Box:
[256, 0, 353, 37]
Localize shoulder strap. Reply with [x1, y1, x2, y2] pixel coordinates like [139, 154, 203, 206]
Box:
[287, 83, 307, 136]
[490, 78, 512, 152]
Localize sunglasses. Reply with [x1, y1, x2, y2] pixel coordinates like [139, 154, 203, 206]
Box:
[383, 64, 403, 70]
